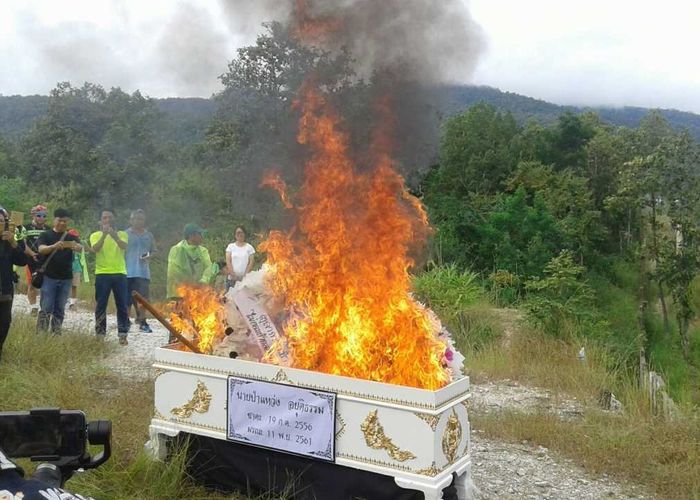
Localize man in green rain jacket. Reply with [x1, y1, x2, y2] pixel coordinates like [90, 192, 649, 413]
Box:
[166, 223, 212, 299]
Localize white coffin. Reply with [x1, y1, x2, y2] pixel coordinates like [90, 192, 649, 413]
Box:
[147, 345, 474, 500]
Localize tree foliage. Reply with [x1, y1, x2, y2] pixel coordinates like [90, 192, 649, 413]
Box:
[18, 83, 162, 212]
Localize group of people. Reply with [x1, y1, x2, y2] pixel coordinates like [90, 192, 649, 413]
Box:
[0, 204, 256, 362]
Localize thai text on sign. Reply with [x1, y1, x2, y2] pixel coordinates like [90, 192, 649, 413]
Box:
[232, 287, 281, 354]
[227, 376, 336, 461]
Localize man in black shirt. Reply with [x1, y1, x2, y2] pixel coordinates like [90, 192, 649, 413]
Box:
[36, 208, 82, 334]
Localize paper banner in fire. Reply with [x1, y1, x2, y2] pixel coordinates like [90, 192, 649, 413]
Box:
[230, 285, 288, 364]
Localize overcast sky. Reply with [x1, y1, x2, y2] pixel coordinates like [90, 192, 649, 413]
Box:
[1, 0, 698, 113]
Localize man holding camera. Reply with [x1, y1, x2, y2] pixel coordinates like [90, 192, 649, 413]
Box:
[0, 207, 27, 363]
[36, 208, 82, 335]
[0, 449, 96, 500]
[89, 210, 130, 345]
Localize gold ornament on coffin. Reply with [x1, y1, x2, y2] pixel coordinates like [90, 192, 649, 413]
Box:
[361, 410, 416, 462]
[441, 408, 462, 464]
[416, 462, 441, 477]
[336, 414, 347, 438]
[272, 369, 293, 384]
[171, 380, 212, 419]
[415, 412, 440, 431]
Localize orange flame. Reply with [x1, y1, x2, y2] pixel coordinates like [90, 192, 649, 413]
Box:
[169, 285, 224, 354]
[261, 171, 294, 210]
[292, 0, 342, 44]
[261, 82, 450, 390]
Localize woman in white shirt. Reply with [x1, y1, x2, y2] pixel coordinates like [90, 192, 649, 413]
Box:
[225, 226, 255, 287]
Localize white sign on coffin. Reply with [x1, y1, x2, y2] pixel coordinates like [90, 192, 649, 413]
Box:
[227, 376, 336, 461]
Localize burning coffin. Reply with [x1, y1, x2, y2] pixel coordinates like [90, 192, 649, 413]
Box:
[146, 58, 473, 497]
[143, 259, 473, 499]
[147, 344, 472, 499]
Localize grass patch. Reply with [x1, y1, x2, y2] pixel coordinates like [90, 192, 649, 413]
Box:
[472, 409, 700, 499]
[0, 314, 245, 499]
[413, 265, 483, 321]
[467, 318, 700, 499]
[466, 325, 618, 400]
[448, 302, 504, 354]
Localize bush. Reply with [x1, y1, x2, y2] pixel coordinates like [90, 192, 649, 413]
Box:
[524, 250, 606, 337]
[413, 265, 483, 321]
[0, 176, 36, 214]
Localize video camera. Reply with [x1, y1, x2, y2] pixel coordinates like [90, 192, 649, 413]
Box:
[0, 408, 111, 488]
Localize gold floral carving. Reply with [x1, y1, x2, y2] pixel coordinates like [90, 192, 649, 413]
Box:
[272, 369, 293, 384]
[336, 414, 347, 438]
[416, 462, 441, 477]
[441, 409, 462, 464]
[153, 368, 167, 379]
[414, 412, 440, 431]
[360, 410, 416, 462]
[171, 380, 212, 419]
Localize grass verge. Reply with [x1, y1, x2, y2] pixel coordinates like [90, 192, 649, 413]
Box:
[0, 313, 250, 499]
[472, 410, 700, 499]
[466, 323, 700, 499]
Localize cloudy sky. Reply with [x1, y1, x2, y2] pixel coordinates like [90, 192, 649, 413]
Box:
[1, 0, 698, 113]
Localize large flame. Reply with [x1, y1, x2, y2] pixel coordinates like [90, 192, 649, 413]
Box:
[169, 285, 224, 354]
[261, 82, 450, 389]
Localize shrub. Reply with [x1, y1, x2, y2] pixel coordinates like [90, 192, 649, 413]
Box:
[413, 265, 483, 321]
[524, 250, 608, 337]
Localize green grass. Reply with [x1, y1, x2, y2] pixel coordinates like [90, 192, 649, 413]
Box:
[412, 264, 483, 321]
[473, 409, 700, 500]
[467, 322, 700, 499]
[0, 314, 252, 499]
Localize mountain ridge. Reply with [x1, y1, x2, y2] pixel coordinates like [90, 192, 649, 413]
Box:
[2, 85, 699, 141]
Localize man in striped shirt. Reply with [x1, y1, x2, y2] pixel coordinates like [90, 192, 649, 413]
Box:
[23, 204, 49, 315]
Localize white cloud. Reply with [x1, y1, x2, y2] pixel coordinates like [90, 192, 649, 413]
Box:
[0, 0, 698, 113]
[469, 0, 700, 112]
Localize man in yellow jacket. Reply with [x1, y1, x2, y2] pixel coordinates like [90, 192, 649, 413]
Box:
[166, 223, 212, 299]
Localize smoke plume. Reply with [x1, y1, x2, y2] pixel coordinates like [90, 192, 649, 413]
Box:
[220, 0, 483, 84]
[218, 0, 484, 188]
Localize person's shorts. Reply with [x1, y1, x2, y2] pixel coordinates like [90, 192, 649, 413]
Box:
[127, 277, 150, 305]
[25, 258, 40, 286]
[72, 272, 82, 287]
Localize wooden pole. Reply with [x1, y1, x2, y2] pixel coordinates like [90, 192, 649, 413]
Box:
[131, 291, 202, 354]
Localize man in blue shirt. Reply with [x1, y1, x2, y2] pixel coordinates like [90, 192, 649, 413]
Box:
[125, 209, 157, 333]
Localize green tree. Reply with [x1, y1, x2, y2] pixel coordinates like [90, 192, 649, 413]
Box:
[19, 83, 162, 212]
[524, 250, 604, 336]
[436, 103, 519, 196]
[657, 133, 700, 362]
[474, 187, 563, 278]
[208, 21, 356, 216]
[506, 161, 604, 263]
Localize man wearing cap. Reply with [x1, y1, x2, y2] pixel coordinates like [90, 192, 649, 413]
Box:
[23, 205, 49, 315]
[89, 210, 130, 345]
[166, 223, 212, 300]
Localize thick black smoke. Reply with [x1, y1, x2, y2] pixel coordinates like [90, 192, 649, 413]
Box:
[220, 0, 483, 84]
[217, 0, 484, 189]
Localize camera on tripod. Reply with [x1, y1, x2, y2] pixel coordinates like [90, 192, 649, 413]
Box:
[0, 408, 111, 487]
